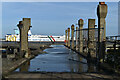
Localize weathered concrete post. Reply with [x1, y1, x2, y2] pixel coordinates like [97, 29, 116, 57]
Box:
[76, 27, 78, 51]
[97, 2, 107, 62]
[20, 61, 30, 72]
[65, 30, 68, 46]
[71, 24, 74, 50]
[88, 19, 96, 58]
[78, 19, 83, 53]
[17, 18, 31, 58]
[67, 28, 70, 48]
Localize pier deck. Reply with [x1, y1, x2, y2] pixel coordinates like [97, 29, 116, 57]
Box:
[4, 72, 120, 80]
[3, 45, 120, 79]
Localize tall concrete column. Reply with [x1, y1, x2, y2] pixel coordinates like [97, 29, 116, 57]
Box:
[67, 28, 70, 48]
[97, 2, 107, 41]
[78, 19, 83, 53]
[76, 27, 78, 51]
[17, 18, 31, 58]
[97, 2, 107, 61]
[88, 19, 96, 57]
[71, 24, 74, 50]
[65, 30, 68, 46]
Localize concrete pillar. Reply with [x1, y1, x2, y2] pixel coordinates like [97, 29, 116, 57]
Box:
[97, 2, 107, 61]
[76, 27, 78, 51]
[20, 61, 30, 72]
[67, 28, 70, 48]
[71, 24, 74, 50]
[17, 18, 31, 58]
[65, 30, 68, 46]
[78, 19, 83, 53]
[88, 19, 96, 57]
[97, 2, 107, 41]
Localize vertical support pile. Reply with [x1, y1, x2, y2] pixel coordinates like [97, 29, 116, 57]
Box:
[65, 30, 68, 46]
[76, 27, 78, 51]
[67, 28, 70, 48]
[71, 24, 74, 50]
[17, 18, 31, 58]
[20, 61, 30, 72]
[88, 19, 96, 57]
[97, 2, 107, 62]
[78, 19, 83, 53]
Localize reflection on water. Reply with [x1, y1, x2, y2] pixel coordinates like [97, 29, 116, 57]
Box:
[15, 45, 97, 73]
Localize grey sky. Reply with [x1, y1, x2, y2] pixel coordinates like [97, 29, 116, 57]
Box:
[2, 2, 118, 38]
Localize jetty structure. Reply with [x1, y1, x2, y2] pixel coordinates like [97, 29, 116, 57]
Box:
[1, 2, 120, 80]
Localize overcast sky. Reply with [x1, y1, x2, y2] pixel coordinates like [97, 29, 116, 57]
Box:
[2, 2, 118, 38]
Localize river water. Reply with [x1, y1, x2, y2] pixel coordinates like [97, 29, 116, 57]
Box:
[16, 45, 97, 73]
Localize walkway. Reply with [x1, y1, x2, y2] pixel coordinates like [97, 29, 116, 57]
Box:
[4, 45, 120, 79]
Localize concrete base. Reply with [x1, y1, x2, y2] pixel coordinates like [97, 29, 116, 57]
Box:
[4, 72, 120, 79]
